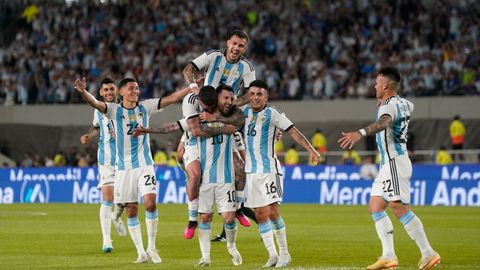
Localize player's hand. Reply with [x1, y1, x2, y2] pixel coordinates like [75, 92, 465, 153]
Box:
[80, 134, 89, 145]
[338, 131, 362, 150]
[275, 130, 283, 141]
[309, 151, 322, 165]
[199, 111, 215, 122]
[74, 77, 87, 93]
[223, 124, 236, 134]
[132, 126, 150, 138]
[195, 77, 205, 87]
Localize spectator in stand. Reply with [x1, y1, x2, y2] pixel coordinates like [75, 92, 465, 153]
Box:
[341, 149, 362, 165]
[359, 156, 378, 180]
[311, 129, 327, 163]
[153, 148, 168, 166]
[284, 144, 299, 165]
[450, 115, 466, 161]
[435, 146, 453, 165]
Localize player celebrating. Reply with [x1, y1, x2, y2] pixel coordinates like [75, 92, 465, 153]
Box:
[79, 78, 126, 253]
[338, 67, 440, 270]
[74, 77, 191, 264]
[242, 80, 321, 268]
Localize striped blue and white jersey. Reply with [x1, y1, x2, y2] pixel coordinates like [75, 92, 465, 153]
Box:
[92, 109, 116, 166]
[181, 93, 202, 146]
[199, 122, 235, 184]
[242, 105, 293, 174]
[191, 49, 256, 96]
[105, 99, 162, 170]
[376, 95, 414, 165]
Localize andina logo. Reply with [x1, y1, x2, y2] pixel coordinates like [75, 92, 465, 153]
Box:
[20, 178, 50, 203]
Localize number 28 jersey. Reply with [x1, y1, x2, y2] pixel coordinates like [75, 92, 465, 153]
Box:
[105, 99, 162, 170]
[376, 95, 414, 165]
[242, 105, 293, 175]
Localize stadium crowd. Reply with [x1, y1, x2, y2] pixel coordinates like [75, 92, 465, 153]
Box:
[0, 0, 479, 105]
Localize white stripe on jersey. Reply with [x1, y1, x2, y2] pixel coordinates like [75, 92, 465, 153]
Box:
[93, 109, 116, 166]
[199, 129, 234, 184]
[105, 99, 161, 170]
[181, 93, 202, 146]
[192, 49, 255, 96]
[243, 105, 293, 174]
[376, 95, 414, 165]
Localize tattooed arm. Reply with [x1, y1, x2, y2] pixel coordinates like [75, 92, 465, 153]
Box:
[288, 127, 322, 165]
[338, 114, 393, 150]
[132, 121, 181, 137]
[199, 107, 245, 129]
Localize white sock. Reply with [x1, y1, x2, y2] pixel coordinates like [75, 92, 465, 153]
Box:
[259, 221, 278, 258]
[235, 191, 244, 210]
[100, 201, 112, 246]
[272, 217, 289, 256]
[198, 222, 211, 260]
[188, 198, 199, 222]
[224, 221, 238, 250]
[372, 211, 396, 258]
[400, 211, 434, 258]
[113, 203, 125, 221]
[145, 210, 158, 251]
[127, 216, 145, 255]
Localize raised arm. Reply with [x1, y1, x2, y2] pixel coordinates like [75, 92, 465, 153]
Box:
[183, 63, 200, 94]
[159, 86, 192, 108]
[234, 91, 249, 107]
[74, 77, 106, 113]
[338, 114, 392, 150]
[287, 127, 321, 165]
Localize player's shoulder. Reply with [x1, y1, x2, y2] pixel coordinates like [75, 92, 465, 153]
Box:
[380, 96, 396, 106]
[183, 93, 198, 105]
[205, 49, 224, 56]
[239, 55, 255, 72]
[266, 104, 284, 114]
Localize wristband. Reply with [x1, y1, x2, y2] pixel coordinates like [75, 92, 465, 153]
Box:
[358, 129, 366, 136]
[189, 82, 198, 89]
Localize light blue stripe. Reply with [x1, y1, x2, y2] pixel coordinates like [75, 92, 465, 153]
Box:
[199, 222, 211, 230]
[372, 211, 387, 222]
[209, 136, 220, 183]
[394, 104, 404, 155]
[127, 216, 139, 227]
[139, 105, 153, 165]
[261, 109, 271, 173]
[101, 201, 113, 206]
[232, 63, 244, 96]
[224, 135, 232, 183]
[272, 217, 285, 230]
[399, 211, 416, 225]
[108, 120, 116, 166]
[207, 55, 222, 85]
[220, 62, 233, 85]
[248, 112, 257, 172]
[189, 210, 198, 218]
[259, 221, 272, 234]
[116, 107, 125, 170]
[224, 220, 236, 230]
[200, 137, 207, 178]
[128, 109, 139, 169]
[97, 111, 105, 165]
[146, 210, 158, 220]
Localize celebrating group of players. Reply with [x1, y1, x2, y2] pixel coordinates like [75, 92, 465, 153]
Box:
[74, 29, 440, 270]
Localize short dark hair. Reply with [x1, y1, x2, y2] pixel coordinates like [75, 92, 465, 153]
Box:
[118, 78, 136, 90]
[228, 29, 249, 42]
[216, 85, 234, 95]
[249, 80, 269, 91]
[198, 86, 217, 107]
[378, 67, 401, 83]
[99, 78, 115, 91]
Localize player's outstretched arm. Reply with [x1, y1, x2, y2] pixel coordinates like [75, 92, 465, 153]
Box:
[338, 114, 392, 150]
[288, 127, 322, 165]
[199, 107, 245, 129]
[183, 63, 200, 94]
[80, 126, 99, 145]
[74, 77, 107, 113]
[132, 121, 181, 137]
[159, 86, 192, 108]
[199, 123, 236, 137]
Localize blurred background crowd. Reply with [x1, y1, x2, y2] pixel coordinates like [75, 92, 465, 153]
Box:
[0, 0, 479, 105]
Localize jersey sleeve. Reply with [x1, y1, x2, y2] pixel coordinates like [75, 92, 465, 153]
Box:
[405, 99, 414, 114]
[92, 110, 100, 127]
[178, 118, 189, 132]
[140, 98, 162, 115]
[241, 62, 256, 88]
[233, 131, 245, 151]
[104, 102, 118, 120]
[182, 93, 200, 119]
[271, 109, 294, 131]
[191, 52, 212, 71]
[378, 103, 397, 121]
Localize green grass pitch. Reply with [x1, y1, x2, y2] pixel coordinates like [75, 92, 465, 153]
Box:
[0, 204, 479, 269]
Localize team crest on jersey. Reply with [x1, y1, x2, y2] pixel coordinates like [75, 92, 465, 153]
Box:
[252, 116, 257, 122]
[129, 115, 136, 122]
[223, 69, 230, 76]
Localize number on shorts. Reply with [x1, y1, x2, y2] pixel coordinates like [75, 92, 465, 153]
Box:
[265, 182, 277, 195]
[144, 175, 157, 186]
[382, 179, 393, 193]
[226, 190, 236, 203]
[127, 123, 139, 135]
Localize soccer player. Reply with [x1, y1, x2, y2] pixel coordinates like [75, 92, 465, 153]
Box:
[79, 78, 126, 253]
[338, 67, 441, 270]
[242, 80, 321, 268]
[74, 77, 192, 264]
[181, 29, 256, 238]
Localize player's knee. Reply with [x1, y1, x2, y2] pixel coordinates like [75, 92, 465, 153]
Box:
[144, 202, 157, 212]
[125, 204, 138, 218]
[224, 215, 235, 224]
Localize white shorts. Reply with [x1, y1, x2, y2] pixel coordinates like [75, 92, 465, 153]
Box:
[371, 154, 412, 204]
[245, 173, 283, 208]
[114, 166, 158, 204]
[198, 183, 236, 214]
[98, 165, 115, 186]
[183, 141, 199, 167]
